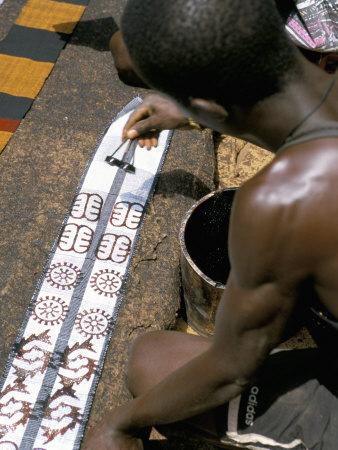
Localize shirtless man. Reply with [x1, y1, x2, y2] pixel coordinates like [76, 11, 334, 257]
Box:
[84, 0, 338, 448]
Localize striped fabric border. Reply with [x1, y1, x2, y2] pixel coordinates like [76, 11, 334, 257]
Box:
[0, 98, 173, 449]
[0, 0, 90, 153]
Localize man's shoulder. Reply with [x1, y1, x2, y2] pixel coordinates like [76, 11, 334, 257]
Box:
[234, 151, 304, 223]
[233, 141, 338, 268]
[239, 140, 338, 215]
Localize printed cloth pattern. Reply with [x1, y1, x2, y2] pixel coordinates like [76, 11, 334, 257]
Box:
[0, 0, 90, 153]
[286, 0, 338, 52]
[0, 98, 172, 450]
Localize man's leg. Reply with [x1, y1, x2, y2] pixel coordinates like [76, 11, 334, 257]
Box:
[127, 333, 338, 450]
[127, 330, 211, 396]
[127, 330, 228, 440]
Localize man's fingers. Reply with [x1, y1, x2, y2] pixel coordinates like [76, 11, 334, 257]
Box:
[139, 137, 158, 149]
[138, 138, 152, 149]
[145, 139, 153, 150]
[151, 137, 158, 148]
[127, 129, 139, 140]
[123, 107, 150, 138]
[137, 133, 159, 149]
[125, 118, 157, 139]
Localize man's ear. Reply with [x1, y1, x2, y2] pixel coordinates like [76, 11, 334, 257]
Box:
[189, 98, 229, 127]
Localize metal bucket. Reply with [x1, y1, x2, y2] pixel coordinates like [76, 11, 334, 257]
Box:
[179, 189, 236, 336]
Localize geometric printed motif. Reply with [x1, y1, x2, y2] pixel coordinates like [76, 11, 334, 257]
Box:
[71, 193, 103, 222]
[46, 262, 81, 291]
[90, 269, 123, 297]
[58, 223, 94, 254]
[96, 233, 131, 263]
[110, 201, 144, 229]
[33, 297, 69, 325]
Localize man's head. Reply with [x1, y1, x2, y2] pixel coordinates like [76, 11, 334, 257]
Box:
[122, 0, 302, 124]
[109, 30, 148, 88]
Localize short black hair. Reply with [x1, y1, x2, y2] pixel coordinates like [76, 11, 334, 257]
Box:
[122, 0, 301, 107]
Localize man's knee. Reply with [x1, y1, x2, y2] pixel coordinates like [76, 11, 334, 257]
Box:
[127, 331, 162, 397]
[126, 330, 210, 397]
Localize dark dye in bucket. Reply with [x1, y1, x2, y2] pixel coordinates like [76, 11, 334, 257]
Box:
[184, 189, 236, 285]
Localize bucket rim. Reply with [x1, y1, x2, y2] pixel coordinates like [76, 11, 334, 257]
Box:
[179, 188, 237, 289]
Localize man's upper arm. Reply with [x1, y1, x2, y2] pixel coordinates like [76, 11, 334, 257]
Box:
[211, 181, 308, 386]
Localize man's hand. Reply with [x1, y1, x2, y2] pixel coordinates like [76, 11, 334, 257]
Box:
[83, 415, 143, 450]
[123, 94, 189, 149]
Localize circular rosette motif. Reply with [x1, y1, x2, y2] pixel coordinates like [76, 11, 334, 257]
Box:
[0, 442, 19, 450]
[33, 296, 69, 326]
[75, 309, 111, 339]
[90, 269, 122, 297]
[46, 261, 81, 290]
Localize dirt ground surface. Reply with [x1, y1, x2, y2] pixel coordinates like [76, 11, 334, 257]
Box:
[0, 2, 316, 449]
[216, 135, 274, 188]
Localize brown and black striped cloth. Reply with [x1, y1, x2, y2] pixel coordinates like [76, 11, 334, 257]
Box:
[0, 0, 90, 153]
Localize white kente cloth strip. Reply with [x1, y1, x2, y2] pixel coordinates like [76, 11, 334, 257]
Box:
[0, 98, 172, 450]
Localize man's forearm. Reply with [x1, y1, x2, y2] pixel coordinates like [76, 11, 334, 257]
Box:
[113, 349, 244, 435]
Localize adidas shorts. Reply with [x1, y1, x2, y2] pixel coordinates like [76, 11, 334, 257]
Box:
[220, 349, 338, 450]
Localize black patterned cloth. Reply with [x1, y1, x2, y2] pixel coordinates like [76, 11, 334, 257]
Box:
[285, 0, 338, 52]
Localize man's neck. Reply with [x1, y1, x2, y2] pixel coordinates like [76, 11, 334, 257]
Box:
[232, 59, 336, 152]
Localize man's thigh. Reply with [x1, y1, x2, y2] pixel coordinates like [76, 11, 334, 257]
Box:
[127, 330, 226, 439]
[127, 330, 211, 395]
[128, 335, 338, 449]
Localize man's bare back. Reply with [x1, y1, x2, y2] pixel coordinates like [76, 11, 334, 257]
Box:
[246, 136, 338, 321]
